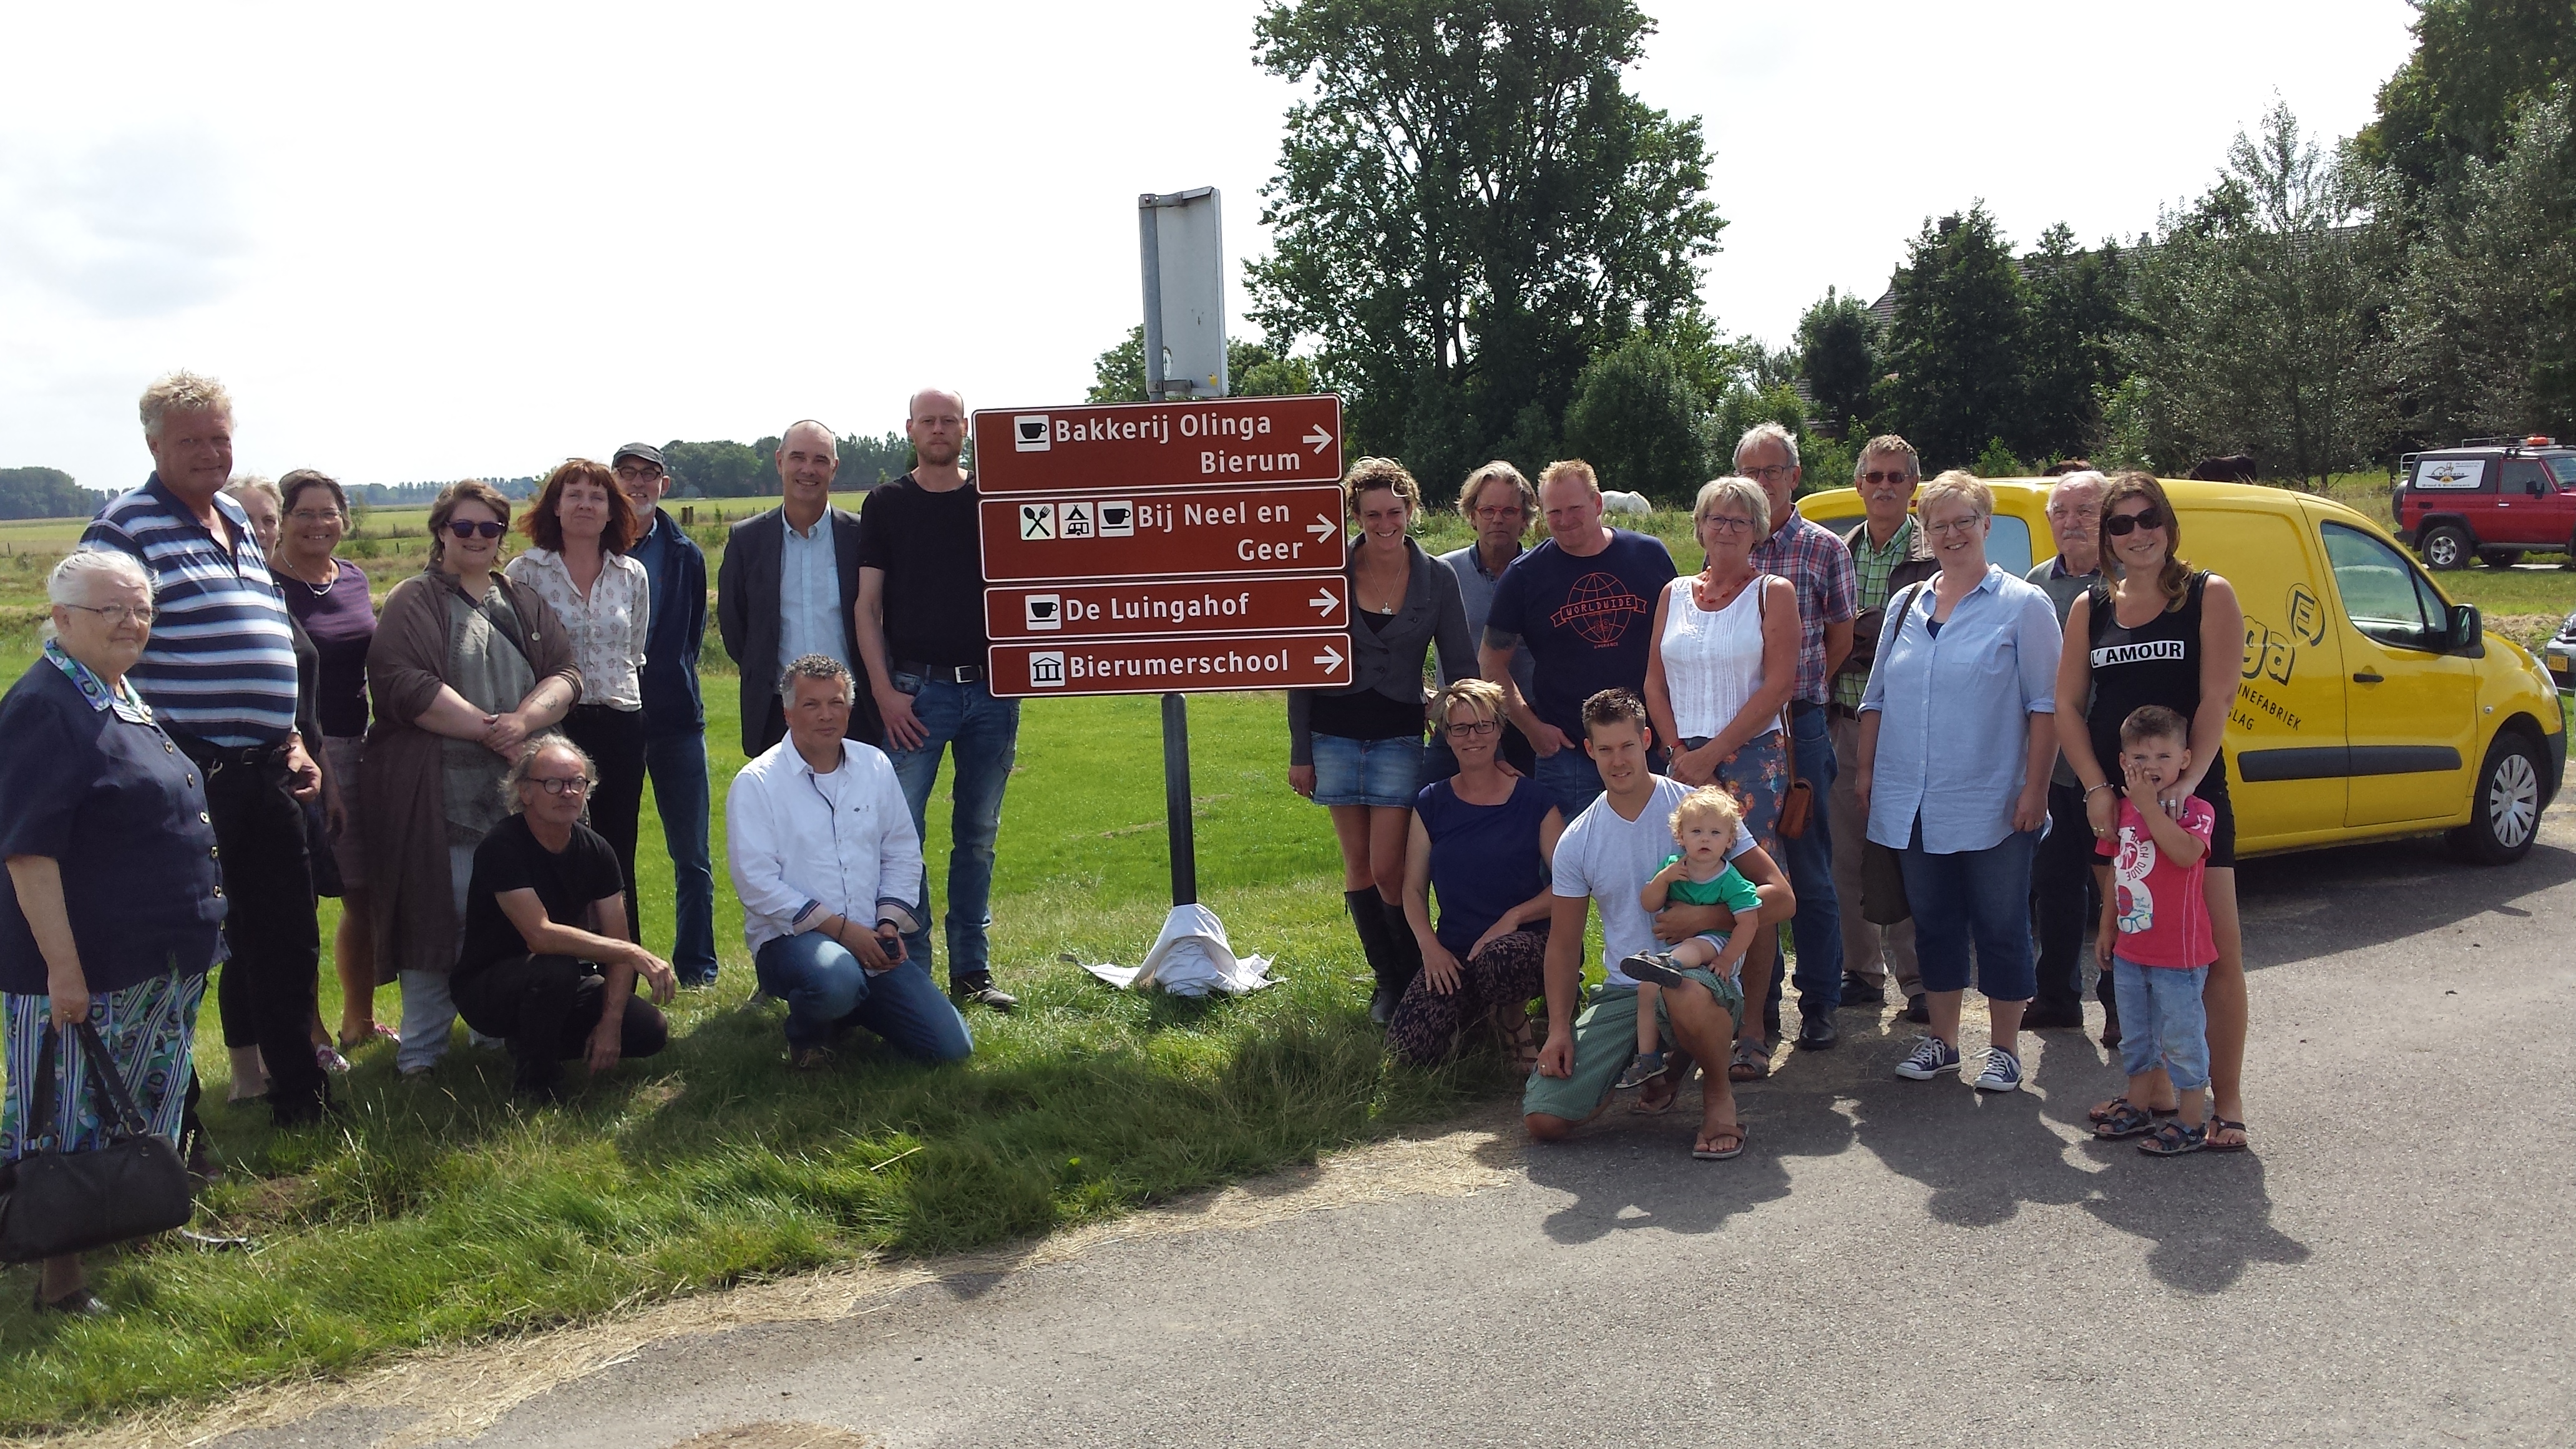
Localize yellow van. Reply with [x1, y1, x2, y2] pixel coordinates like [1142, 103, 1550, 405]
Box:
[1799, 478, 2566, 863]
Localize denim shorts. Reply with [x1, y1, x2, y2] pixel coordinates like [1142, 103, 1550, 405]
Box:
[1310, 733, 1424, 807]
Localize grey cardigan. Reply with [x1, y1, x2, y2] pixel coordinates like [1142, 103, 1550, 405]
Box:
[1287, 536, 1476, 766]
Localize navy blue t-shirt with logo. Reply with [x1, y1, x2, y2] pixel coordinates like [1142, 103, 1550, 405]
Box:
[1483, 529, 1677, 741]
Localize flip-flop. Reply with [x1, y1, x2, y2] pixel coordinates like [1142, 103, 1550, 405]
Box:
[1692, 1121, 1747, 1160]
[2203, 1116, 2250, 1153]
[1629, 1083, 1679, 1115]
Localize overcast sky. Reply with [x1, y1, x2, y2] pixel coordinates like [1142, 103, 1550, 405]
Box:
[0, 1, 2417, 494]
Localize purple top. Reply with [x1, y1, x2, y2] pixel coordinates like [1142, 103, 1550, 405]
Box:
[280, 560, 374, 738]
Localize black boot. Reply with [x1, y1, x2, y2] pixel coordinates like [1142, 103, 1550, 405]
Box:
[1345, 889, 1400, 1025]
[1378, 897, 1423, 1017]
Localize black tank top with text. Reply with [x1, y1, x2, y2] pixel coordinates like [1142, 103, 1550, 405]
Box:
[2085, 572, 2214, 775]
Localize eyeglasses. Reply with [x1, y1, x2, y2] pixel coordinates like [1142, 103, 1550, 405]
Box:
[1860, 470, 1916, 487]
[286, 508, 343, 524]
[1700, 515, 1755, 534]
[1924, 514, 1988, 536]
[613, 465, 665, 484]
[2102, 511, 2167, 537]
[65, 603, 155, 627]
[529, 775, 592, 796]
[1743, 464, 1796, 484]
[446, 519, 507, 540]
[1444, 719, 1500, 738]
[1471, 505, 1526, 522]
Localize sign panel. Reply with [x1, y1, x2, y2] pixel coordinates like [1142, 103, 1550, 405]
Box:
[989, 632, 1355, 699]
[987, 576, 1348, 643]
[2412, 457, 2487, 490]
[981, 484, 1346, 583]
[972, 395, 1343, 495]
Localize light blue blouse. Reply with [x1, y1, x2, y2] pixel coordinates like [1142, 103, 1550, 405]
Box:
[1860, 564, 2062, 854]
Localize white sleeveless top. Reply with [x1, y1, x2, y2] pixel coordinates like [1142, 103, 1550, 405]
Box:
[1659, 573, 1778, 742]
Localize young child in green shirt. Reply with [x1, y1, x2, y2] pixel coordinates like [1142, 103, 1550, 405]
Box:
[1615, 785, 1764, 1089]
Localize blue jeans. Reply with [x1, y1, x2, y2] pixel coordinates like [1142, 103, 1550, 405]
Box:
[1769, 707, 1843, 1022]
[643, 729, 719, 980]
[1533, 746, 1604, 819]
[2113, 959, 2211, 1090]
[887, 676, 1020, 984]
[1898, 822, 2039, 1000]
[753, 931, 973, 1061]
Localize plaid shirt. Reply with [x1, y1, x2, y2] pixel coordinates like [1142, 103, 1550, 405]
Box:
[1833, 516, 1919, 712]
[1748, 514, 1859, 706]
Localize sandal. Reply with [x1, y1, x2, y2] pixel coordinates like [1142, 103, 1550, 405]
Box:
[1612, 1051, 1667, 1091]
[2092, 1100, 2159, 1139]
[1489, 1004, 1539, 1076]
[338, 1023, 400, 1053]
[2086, 1095, 2178, 1125]
[1726, 1038, 1770, 1083]
[1692, 1120, 1747, 1160]
[2203, 1116, 2250, 1153]
[2137, 1120, 2207, 1156]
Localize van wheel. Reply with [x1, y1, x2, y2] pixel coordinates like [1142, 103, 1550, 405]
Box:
[2449, 731, 2545, 865]
[2419, 524, 2471, 570]
[2479, 549, 2525, 569]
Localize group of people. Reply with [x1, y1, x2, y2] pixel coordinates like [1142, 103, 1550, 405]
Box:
[0, 373, 1016, 1314]
[0, 371, 2250, 1315]
[1285, 430, 2249, 1163]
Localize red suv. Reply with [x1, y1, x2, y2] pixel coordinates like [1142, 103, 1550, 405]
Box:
[2393, 436, 2576, 569]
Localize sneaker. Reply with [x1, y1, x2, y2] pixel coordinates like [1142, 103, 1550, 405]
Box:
[1612, 1050, 1667, 1090]
[314, 1043, 351, 1075]
[1973, 1046, 2025, 1093]
[954, 974, 1019, 1012]
[1892, 1036, 1961, 1080]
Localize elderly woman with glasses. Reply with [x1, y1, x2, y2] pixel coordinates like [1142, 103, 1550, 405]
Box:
[450, 738, 673, 1103]
[0, 552, 224, 1315]
[1853, 471, 2063, 1095]
[1644, 476, 1798, 1084]
[363, 481, 582, 1075]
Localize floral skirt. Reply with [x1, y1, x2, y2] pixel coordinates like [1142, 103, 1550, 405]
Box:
[1, 969, 205, 1162]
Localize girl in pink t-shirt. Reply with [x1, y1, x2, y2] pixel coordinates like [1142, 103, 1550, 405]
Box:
[2092, 706, 2218, 1156]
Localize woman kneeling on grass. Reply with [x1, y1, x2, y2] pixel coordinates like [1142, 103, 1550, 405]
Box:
[449, 737, 674, 1105]
[0, 552, 224, 1315]
[1392, 678, 1564, 1069]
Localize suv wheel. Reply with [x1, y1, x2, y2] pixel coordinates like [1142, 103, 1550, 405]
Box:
[2449, 730, 2546, 865]
[2419, 524, 2472, 570]
[2479, 549, 2525, 569]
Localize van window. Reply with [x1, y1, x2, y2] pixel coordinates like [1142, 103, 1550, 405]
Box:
[2549, 456, 2576, 489]
[2504, 459, 2551, 495]
[2323, 522, 2439, 649]
[1984, 515, 2033, 576]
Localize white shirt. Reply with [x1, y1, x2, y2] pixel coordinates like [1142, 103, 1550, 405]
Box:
[1552, 774, 1758, 989]
[505, 547, 651, 711]
[726, 736, 923, 954]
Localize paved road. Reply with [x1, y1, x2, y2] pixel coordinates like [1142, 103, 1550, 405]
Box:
[202, 806, 2576, 1449]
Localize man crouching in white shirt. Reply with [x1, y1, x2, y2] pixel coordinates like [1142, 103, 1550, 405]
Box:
[727, 654, 973, 1068]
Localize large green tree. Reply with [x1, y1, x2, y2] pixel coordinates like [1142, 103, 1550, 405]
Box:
[2356, 0, 2576, 193]
[2124, 104, 2378, 487]
[1246, 0, 1724, 490]
[0, 466, 102, 520]
[1086, 327, 1318, 404]
[1793, 287, 1879, 437]
[2019, 223, 2132, 462]
[1884, 205, 2029, 469]
[1560, 334, 1707, 502]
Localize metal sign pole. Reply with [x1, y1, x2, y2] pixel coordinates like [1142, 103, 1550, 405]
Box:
[1162, 691, 1196, 907]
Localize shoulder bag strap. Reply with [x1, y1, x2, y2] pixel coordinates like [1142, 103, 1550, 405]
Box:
[73, 1019, 151, 1139]
[25, 1025, 61, 1154]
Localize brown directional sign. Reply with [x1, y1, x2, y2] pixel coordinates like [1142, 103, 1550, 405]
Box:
[988, 632, 1356, 699]
[972, 395, 1343, 494]
[986, 576, 1349, 643]
[980, 484, 1347, 583]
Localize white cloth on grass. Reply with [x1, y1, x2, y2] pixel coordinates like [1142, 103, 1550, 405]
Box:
[1078, 905, 1277, 997]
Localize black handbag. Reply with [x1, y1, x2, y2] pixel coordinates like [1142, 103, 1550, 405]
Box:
[0, 1020, 195, 1263]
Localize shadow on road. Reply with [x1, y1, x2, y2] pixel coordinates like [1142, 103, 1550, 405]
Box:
[2234, 835, 2576, 970]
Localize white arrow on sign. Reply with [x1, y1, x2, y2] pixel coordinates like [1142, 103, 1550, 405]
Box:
[1309, 588, 1337, 615]
[1304, 425, 1333, 453]
[1307, 514, 1337, 540]
[1313, 644, 1345, 671]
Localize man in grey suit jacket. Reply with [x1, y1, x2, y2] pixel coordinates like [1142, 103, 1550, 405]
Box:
[716, 419, 882, 757]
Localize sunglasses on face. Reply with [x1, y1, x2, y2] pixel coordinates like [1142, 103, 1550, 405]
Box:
[2102, 511, 2167, 537]
[446, 519, 507, 540]
[1860, 471, 1915, 487]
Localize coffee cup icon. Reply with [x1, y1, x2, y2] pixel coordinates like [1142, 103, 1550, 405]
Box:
[1013, 414, 1052, 452]
[1024, 594, 1063, 631]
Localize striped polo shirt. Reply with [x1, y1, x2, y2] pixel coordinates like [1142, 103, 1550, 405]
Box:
[80, 475, 300, 748]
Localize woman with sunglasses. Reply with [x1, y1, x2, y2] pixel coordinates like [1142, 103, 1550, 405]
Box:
[362, 481, 582, 1075]
[1644, 475, 1798, 1083]
[2053, 471, 2251, 1151]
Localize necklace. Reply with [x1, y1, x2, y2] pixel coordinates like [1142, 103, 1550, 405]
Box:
[273, 557, 338, 597]
[1357, 545, 1406, 613]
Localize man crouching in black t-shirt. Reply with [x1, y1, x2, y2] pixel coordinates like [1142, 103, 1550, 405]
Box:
[452, 737, 677, 1102]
